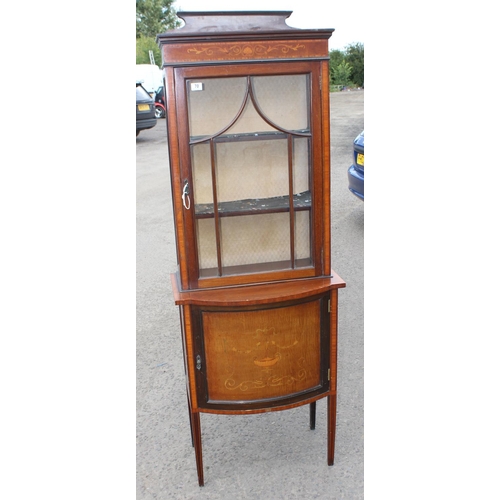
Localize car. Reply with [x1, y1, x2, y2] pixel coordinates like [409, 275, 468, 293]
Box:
[136, 81, 157, 136]
[155, 86, 166, 119]
[347, 131, 364, 200]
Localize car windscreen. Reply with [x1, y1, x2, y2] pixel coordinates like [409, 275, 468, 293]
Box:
[136, 85, 152, 101]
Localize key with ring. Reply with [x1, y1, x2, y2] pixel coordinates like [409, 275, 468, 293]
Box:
[182, 180, 191, 210]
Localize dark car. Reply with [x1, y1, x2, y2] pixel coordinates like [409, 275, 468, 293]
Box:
[155, 86, 166, 119]
[347, 131, 364, 200]
[136, 82, 157, 136]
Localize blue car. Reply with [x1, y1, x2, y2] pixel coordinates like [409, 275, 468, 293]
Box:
[347, 131, 364, 200]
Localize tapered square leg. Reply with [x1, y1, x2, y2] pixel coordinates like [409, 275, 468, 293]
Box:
[187, 394, 194, 447]
[327, 395, 337, 466]
[191, 412, 204, 486]
[309, 401, 316, 430]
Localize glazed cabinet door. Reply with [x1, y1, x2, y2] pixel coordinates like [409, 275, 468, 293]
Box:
[190, 294, 331, 411]
[173, 61, 327, 289]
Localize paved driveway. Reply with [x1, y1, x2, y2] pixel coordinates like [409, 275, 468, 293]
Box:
[136, 90, 364, 499]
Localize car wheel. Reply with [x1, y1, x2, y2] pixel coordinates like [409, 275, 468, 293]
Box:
[155, 104, 165, 119]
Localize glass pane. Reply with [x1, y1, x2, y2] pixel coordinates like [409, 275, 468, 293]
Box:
[187, 77, 247, 138]
[292, 137, 310, 195]
[220, 213, 290, 271]
[191, 143, 212, 207]
[197, 218, 218, 272]
[215, 139, 289, 204]
[294, 210, 311, 267]
[223, 94, 275, 135]
[251, 75, 309, 131]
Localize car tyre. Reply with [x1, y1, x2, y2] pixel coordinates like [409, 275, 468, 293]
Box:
[155, 104, 165, 119]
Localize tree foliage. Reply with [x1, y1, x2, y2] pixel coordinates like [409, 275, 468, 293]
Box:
[136, 0, 181, 65]
[136, 0, 180, 39]
[344, 43, 364, 88]
[329, 43, 364, 88]
[136, 36, 162, 66]
[328, 49, 344, 84]
[333, 61, 352, 87]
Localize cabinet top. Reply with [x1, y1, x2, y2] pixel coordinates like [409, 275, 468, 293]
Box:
[157, 10, 334, 40]
[177, 11, 295, 33]
[157, 11, 334, 65]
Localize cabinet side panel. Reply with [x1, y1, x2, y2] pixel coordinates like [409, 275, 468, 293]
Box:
[202, 300, 322, 402]
[329, 289, 338, 393]
[164, 67, 190, 288]
[321, 60, 331, 275]
[182, 305, 199, 409]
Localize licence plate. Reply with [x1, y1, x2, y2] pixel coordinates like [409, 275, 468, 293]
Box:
[357, 153, 364, 166]
[138, 104, 150, 111]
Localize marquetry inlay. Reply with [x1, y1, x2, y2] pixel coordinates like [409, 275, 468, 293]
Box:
[162, 39, 328, 65]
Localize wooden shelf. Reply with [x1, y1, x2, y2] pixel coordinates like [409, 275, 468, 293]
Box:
[199, 257, 313, 279]
[195, 190, 311, 218]
[171, 273, 346, 306]
[190, 130, 310, 145]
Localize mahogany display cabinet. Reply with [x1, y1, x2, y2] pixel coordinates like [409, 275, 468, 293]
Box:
[157, 11, 345, 486]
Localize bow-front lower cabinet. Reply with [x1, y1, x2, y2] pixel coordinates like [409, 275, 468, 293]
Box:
[171, 274, 345, 486]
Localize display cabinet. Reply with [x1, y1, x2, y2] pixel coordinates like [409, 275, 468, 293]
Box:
[157, 11, 345, 486]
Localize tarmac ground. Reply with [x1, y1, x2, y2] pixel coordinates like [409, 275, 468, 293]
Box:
[136, 90, 364, 499]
